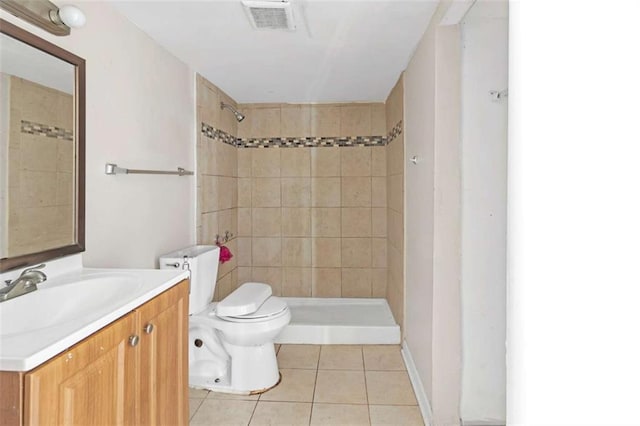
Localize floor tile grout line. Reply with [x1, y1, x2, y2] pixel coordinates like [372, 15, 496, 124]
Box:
[361, 347, 372, 425]
[246, 398, 259, 426]
[309, 348, 321, 425]
[368, 402, 421, 406]
[311, 346, 327, 424]
[247, 399, 373, 405]
[236, 398, 417, 406]
[189, 397, 206, 422]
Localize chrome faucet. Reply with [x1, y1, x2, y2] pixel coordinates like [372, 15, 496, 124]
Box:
[0, 264, 47, 302]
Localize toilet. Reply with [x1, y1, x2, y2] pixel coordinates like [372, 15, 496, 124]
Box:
[160, 245, 290, 394]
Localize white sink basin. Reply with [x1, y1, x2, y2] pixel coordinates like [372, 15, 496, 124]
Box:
[0, 273, 142, 337]
[0, 267, 189, 371]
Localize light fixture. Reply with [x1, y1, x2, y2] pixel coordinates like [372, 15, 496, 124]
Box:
[0, 0, 86, 36]
[49, 5, 86, 29]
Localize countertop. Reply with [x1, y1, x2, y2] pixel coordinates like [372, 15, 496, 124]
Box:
[0, 267, 189, 371]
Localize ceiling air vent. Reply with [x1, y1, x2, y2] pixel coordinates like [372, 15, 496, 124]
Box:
[242, 0, 296, 31]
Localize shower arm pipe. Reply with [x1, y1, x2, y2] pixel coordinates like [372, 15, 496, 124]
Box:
[105, 163, 194, 176]
[220, 102, 245, 122]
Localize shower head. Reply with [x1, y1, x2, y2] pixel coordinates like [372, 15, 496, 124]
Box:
[220, 102, 245, 122]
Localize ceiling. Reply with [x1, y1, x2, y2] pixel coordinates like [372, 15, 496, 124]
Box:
[111, 0, 439, 104]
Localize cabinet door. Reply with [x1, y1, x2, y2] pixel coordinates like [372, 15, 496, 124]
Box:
[24, 312, 139, 426]
[137, 280, 189, 426]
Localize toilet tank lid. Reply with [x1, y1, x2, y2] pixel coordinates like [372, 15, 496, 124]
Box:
[215, 282, 272, 317]
[159, 245, 219, 260]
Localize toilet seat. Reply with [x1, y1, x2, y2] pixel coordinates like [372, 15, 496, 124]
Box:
[210, 282, 289, 324]
[217, 297, 288, 323]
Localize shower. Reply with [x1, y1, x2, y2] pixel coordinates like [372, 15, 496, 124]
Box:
[220, 102, 245, 122]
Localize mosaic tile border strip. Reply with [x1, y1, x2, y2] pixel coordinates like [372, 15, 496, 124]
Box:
[21, 120, 73, 141]
[201, 120, 403, 148]
[202, 123, 237, 147]
[387, 120, 403, 144]
[237, 135, 386, 148]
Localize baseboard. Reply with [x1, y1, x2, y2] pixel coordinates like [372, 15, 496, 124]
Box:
[461, 421, 506, 426]
[401, 340, 433, 426]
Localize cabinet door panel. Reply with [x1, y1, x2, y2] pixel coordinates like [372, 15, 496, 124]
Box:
[138, 280, 189, 426]
[25, 312, 138, 426]
[58, 343, 126, 425]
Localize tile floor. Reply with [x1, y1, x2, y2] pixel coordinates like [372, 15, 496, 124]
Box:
[189, 344, 424, 426]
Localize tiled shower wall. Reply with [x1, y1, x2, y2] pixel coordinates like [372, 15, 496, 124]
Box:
[196, 75, 239, 301]
[4, 75, 74, 257]
[385, 76, 405, 331]
[236, 103, 388, 298]
[196, 76, 405, 329]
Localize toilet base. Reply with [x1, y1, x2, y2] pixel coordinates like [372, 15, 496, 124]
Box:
[190, 372, 282, 396]
[248, 372, 282, 395]
[189, 341, 281, 394]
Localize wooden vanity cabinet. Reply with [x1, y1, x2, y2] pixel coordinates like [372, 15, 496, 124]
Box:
[137, 280, 189, 426]
[3, 279, 189, 426]
[24, 312, 139, 425]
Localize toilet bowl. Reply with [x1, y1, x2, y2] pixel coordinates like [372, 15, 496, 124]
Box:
[191, 292, 291, 392]
[160, 246, 290, 394]
[206, 294, 291, 346]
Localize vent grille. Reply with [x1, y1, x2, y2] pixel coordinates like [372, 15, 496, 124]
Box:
[242, 1, 295, 31]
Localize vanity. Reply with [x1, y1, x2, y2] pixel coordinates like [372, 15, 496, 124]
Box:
[0, 261, 191, 426]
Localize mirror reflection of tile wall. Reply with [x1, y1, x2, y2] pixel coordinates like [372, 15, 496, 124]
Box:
[4, 74, 74, 257]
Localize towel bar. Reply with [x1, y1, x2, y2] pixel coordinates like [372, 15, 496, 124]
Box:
[105, 163, 193, 176]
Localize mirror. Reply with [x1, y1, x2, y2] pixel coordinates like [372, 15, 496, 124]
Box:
[0, 19, 85, 271]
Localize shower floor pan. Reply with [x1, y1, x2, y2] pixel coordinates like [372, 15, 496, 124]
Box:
[275, 298, 401, 345]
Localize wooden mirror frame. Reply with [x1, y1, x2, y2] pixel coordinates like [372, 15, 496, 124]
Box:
[0, 19, 85, 271]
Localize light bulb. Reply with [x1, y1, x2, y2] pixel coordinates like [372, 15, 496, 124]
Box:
[56, 5, 86, 28]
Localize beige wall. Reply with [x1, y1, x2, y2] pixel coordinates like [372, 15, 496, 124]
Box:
[6, 76, 74, 257]
[236, 103, 387, 298]
[196, 75, 239, 301]
[385, 77, 405, 332]
[238, 103, 386, 138]
[196, 95, 394, 302]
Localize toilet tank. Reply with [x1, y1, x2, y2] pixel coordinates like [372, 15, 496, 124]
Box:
[159, 245, 220, 315]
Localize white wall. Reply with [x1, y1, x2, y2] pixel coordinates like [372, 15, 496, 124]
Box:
[0, 4, 196, 268]
[460, 1, 508, 423]
[431, 23, 462, 426]
[404, 3, 437, 404]
[404, 1, 463, 424]
[508, 1, 640, 424]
